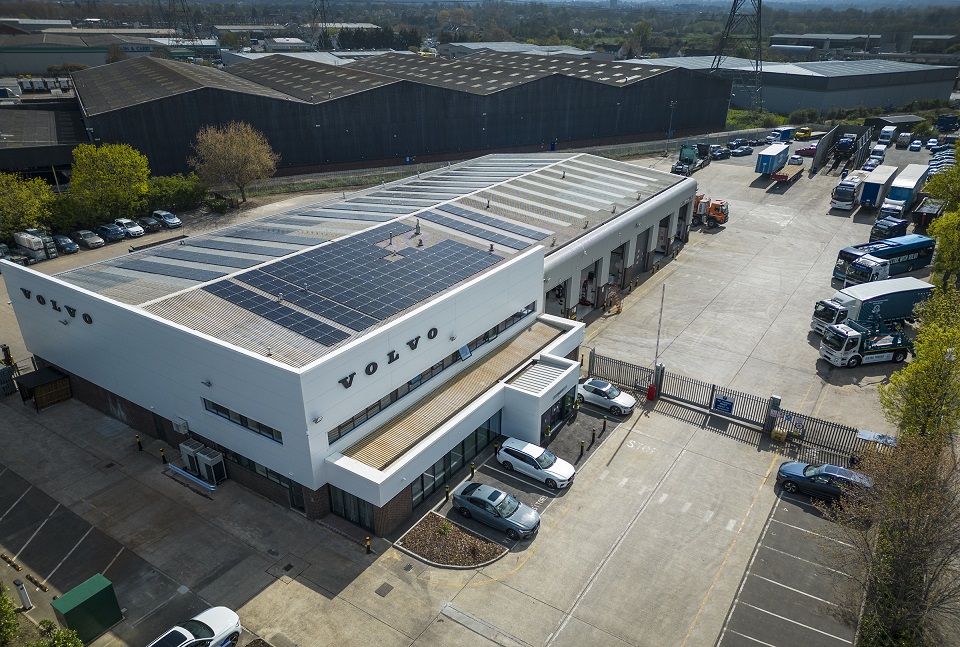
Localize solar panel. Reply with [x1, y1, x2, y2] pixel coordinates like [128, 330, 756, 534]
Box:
[332, 203, 415, 214]
[294, 209, 394, 222]
[154, 248, 262, 269]
[203, 281, 349, 346]
[438, 204, 547, 239]
[190, 239, 291, 256]
[117, 259, 226, 282]
[240, 270, 379, 331]
[418, 211, 530, 250]
[226, 227, 324, 246]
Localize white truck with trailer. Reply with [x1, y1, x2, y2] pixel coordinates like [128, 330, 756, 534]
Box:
[811, 277, 934, 335]
[878, 164, 929, 219]
[819, 319, 912, 368]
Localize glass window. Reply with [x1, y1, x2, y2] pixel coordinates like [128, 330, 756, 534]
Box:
[463, 431, 478, 461]
[450, 442, 464, 473]
[412, 475, 424, 507]
[422, 465, 437, 498]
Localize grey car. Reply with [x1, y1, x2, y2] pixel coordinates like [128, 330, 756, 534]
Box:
[776, 462, 873, 501]
[71, 229, 105, 249]
[452, 482, 540, 540]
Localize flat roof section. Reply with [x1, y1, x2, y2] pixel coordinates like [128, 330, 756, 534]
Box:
[342, 319, 563, 470]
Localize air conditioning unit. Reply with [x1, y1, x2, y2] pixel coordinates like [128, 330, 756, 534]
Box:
[196, 447, 227, 485]
[178, 439, 205, 475]
[172, 417, 189, 435]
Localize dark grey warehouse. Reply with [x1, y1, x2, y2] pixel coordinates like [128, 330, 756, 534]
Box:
[71, 53, 731, 175]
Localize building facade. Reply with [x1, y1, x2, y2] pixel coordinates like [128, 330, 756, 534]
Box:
[2, 154, 696, 534]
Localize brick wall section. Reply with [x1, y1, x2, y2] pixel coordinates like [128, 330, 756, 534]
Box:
[304, 484, 330, 520]
[221, 459, 291, 508]
[373, 485, 413, 536]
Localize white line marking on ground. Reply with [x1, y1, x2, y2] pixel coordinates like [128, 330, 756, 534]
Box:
[481, 465, 555, 496]
[704, 511, 715, 522]
[771, 519, 854, 546]
[751, 574, 838, 606]
[681, 502, 692, 513]
[761, 545, 850, 577]
[726, 519, 736, 531]
[544, 450, 687, 647]
[0, 486, 32, 524]
[0, 468, 7, 478]
[441, 603, 535, 647]
[658, 493, 668, 504]
[740, 602, 852, 643]
[44, 526, 94, 583]
[600, 470, 609, 481]
[13, 503, 59, 561]
[619, 478, 629, 488]
[637, 485, 648, 496]
[726, 630, 778, 646]
[778, 493, 821, 509]
[103, 547, 124, 575]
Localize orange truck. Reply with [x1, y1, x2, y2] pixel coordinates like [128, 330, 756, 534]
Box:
[693, 194, 729, 228]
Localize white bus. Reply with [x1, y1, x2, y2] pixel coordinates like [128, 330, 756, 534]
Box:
[830, 170, 871, 210]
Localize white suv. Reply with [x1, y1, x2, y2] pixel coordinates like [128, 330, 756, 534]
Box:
[113, 218, 145, 237]
[577, 378, 637, 416]
[496, 437, 576, 489]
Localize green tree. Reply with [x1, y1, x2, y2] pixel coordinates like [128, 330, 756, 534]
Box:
[928, 209, 960, 289]
[28, 628, 84, 647]
[105, 44, 128, 63]
[821, 434, 960, 646]
[0, 172, 53, 243]
[219, 32, 241, 49]
[878, 288, 960, 439]
[146, 173, 207, 212]
[633, 20, 651, 46]
[924, 150, 960, 212]
[70, 143, 150, 220]
[0, 585, 18, 646]
[189, 121, 279, 202]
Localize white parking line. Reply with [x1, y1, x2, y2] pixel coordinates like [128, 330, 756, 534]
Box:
[0, 468, 6, 478]
[0, 486, 32, 524]
[778, 493, 822, 509]
[681, 502, 692, 513]
[726, 519, 736, 531]
[13, 503, 60, 561]
[704, 511, 715, 523]
[726, 630, 778, 646]
[599, 470, 609, 480]
[739, 602, 852, 643]
[103, 547, 125, 575]
[44, 526, 94, 583]
[760, 545, 850, 577]
[480, 464, 556, 496]
[751, 574, 838, 606]
[618, 477, 629, 488]
[637, 485, 649, 496]
[658, 493, 668, 504]
[770, 519, 854, 546]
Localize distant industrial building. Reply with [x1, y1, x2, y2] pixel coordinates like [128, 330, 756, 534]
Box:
[0, 18, 72, 34]
[220, 51, 353, 67]
[770, 33, 960, 55]
[438, 42, 592, 59]
[628, 56, 958, 115]
[69, 52, 729, 175]
[0, 33, 159, 75]
[264, 38, 309, 52]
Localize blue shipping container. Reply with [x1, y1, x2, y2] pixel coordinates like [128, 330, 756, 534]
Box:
[755, 143, 791, 175]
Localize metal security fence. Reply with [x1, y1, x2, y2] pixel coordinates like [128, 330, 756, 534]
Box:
[660, 372, 768, 427]
[661, 371, 714, 409]
[775, 409, 860, 456]
[588, 353, 654, 396]
[714, 385, 769, 427]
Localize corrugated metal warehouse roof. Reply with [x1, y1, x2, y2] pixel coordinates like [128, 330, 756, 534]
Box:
[228, 55, 396, 103]
[453, 51, 671, 86]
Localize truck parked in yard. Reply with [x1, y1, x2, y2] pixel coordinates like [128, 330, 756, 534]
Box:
[835, 133, 858, 157]
[869, 216, 909, 242]
[912, 197, 945, 229]
[765, 126, 796, 143]
[859, 165, 898, 210]
[820, 319, 912, 368]
[795, 127, 827, 141]
[755, 143, 791, 175]
[692, 193, 729, 228]
[877, 125, 898, 147]
[878, 164, 929, 219]
[896, 133, 912, 149]
[830, 170, 871, 210]
[937, 114, 959, 132]
[671, 143, 711, 176]
[811, 277, 934, 335]
[771, 163, 803, 184]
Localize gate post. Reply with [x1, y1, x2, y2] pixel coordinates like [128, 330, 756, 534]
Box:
[587, 348, 595, 377]
[654, 362, 665, 392]
[764, 395, 782, 435]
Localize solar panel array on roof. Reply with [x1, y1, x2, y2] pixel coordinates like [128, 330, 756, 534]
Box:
[203, 281, 350, 346]
[225, 226, 328, 246]
[116, 259, 227, 282]
[154, 248, 262, 269]
[214, 224, 502, 326]
[419, 211, 529, 250]
[438, 204, 547, 240]
[189, 239, 293, 256]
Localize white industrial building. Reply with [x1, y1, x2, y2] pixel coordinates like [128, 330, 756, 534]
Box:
[2, 154, 695, 534]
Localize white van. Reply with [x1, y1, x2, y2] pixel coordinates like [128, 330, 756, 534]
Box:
[896, 132, 912, 149]
[870, 144, 887, 161]
[878, 125, 897, 146]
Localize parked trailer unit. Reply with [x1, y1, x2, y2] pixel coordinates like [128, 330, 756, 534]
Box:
[878, 164, 929, 219]
[811, 277, 934, 335]
[755, 143, 791, 176]
[869, 216, 909, 242]
[859, 165, 898, 210]
[771, 163, 803, 184]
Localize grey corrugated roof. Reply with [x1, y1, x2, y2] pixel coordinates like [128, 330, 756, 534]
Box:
[227, 54, 396, 102]
[450, 42, 590, 56]
[626, 56, 956, 78]
[462, 51, 672, 85]
[73, 57, 296, 115]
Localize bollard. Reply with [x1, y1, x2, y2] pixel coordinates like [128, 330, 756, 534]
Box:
[580, 354, 584, 368]
[580, 441, 585, 458]
[445, 485, 450, 502]
[136, 434, 143, 451]
[13, 579, 31, 611]
[602, 417, 607, 435]
[591, 428, 596, 444]
[160, 448, 167, 464]
[470, 462, 475, 478]
[366, 536, 372, 554]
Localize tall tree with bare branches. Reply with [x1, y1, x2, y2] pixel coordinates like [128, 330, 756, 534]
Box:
[189, 122, 279, 202]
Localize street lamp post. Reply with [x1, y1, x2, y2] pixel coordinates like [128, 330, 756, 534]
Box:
[667, 100, 677, 140]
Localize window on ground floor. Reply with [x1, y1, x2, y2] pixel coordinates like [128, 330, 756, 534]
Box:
[330, 486, 374, 532]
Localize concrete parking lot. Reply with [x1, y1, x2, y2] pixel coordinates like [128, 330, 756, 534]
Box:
[0, 141, 928, 646]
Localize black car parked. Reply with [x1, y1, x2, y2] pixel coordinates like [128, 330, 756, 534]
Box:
[727, 138, 747, 149]
[137, 216, 162, 233]
[53, 234, 79, 254]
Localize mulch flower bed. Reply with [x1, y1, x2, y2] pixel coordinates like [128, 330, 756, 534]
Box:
[398, 512, 505, 567]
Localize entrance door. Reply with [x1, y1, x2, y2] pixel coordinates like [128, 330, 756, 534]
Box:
[610, 244, 627, 288]
[152, 413, 168, 443]
[289, 484, 306, 513]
